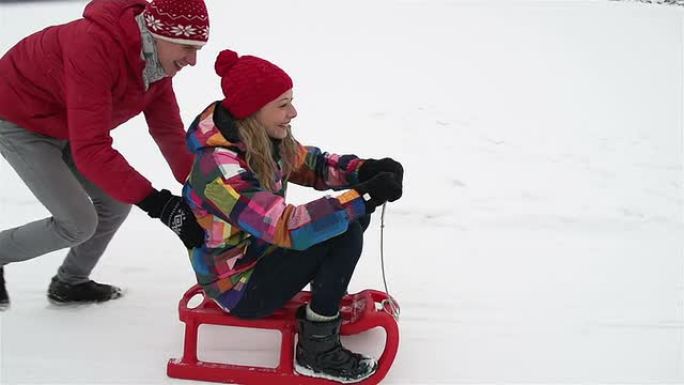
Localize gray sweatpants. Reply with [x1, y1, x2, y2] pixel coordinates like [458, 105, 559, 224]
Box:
[0, 119, 131, 284]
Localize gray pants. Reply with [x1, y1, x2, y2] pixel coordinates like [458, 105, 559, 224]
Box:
[0, 119, 131, 284]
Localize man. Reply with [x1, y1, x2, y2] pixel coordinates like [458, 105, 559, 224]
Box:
[0, 0, 209, 309]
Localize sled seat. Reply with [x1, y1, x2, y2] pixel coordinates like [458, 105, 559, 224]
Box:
[167, 284, 400, 385]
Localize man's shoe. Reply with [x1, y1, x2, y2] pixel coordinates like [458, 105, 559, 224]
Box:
[0, 267, 9, 311]
[47, 276, 123, 305]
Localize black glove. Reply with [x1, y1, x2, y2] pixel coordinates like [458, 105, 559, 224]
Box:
[358, 158, 404, 184]
[136, 189, 204, 249]
[354, 172, 402, 213]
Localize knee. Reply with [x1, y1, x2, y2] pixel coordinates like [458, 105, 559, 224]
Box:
[357, 214, 371, 232]
[332, 220, 364, 257]
[56, 205, 98, 244]
[349, 222, 364, 259]
[347, 220, 363, 241]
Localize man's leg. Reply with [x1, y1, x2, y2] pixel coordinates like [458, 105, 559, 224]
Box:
[0, 120, 98, 307]
[0, 120, 98, 264]
[56, 146, 131, 284]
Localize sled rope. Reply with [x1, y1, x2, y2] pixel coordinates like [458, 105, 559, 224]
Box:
[379, 203, 400, 320]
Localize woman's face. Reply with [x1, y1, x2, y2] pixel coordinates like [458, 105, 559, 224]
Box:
[255, 89, 297, 140]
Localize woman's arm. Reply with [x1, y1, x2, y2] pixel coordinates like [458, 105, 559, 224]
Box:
[287, 142, 365, 191]
[187, 149, 367, 250]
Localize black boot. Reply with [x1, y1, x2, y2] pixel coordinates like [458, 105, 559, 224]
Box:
[0, 267, 9, 310]
[47, 276, 123, 305]
[295, 306, 377, 383]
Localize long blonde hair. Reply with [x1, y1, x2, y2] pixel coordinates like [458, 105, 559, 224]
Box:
[236, 116, 299, 192]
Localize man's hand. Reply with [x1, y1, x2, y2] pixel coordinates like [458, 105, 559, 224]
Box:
[136, 189, 204, 249]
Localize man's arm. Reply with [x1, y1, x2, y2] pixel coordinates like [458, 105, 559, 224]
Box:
[63, 34, 155, 204]
[143, 78, 193, 185]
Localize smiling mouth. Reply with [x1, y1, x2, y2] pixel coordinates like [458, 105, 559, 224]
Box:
[174, 61, 185, 71]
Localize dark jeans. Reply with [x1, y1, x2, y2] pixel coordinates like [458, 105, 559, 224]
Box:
[231, 216, 370, 319]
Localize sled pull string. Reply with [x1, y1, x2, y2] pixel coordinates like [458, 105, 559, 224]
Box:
[380, 203, 400, 320]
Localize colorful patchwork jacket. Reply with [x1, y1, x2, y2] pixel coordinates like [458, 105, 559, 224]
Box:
[183, 102, 368, 309]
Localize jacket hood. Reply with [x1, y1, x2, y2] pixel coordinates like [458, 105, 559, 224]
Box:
[83, 0, 147, 69]
[187, 102, 245, 154]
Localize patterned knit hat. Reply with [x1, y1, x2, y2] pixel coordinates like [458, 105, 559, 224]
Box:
[143, 0, 209, 47]
[215, 50, 293, 119]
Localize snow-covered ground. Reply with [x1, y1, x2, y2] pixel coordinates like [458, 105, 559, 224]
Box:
[1, 0, 683, 384]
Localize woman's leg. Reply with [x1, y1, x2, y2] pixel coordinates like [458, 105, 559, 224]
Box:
[230, 219, 365, 319]
[308, 220, 363, 316]
[294, 219, 376, 383]
[230, 218, 375, 383]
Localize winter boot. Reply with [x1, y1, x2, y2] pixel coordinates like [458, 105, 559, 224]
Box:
[47, 276, 123, 305]
[0, 267, 9, 310]
[294, 305, 377, 383]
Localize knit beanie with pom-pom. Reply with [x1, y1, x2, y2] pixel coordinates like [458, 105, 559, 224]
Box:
[214, 49, 293, 119]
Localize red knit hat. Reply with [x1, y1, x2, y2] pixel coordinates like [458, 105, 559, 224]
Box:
[143, 0, 209, 47]
[215, 50, 293, 119]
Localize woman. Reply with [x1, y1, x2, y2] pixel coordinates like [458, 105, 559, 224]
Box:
[183, 49, 403, 383]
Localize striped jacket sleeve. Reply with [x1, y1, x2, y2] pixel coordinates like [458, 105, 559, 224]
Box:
[189, 149, 367, 251]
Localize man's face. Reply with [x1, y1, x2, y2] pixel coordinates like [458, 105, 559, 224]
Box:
[155, 39, 201, 77]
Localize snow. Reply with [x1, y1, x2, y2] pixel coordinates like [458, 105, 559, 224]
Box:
[1, 0, 683, 384]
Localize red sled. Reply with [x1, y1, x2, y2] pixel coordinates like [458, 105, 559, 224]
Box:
[167, 285, 400, 385]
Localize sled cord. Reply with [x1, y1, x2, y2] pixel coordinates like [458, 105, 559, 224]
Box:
[380, 203, 400, 320]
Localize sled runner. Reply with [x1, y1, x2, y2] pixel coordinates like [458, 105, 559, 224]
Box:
[167, 285, 400, 385]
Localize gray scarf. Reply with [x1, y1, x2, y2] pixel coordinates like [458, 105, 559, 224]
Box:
[136, 14, 166, 90]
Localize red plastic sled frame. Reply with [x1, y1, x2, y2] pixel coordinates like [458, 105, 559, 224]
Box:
[167, 285, 400, 385]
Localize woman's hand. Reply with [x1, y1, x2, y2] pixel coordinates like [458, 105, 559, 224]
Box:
[354, 172, 403, 213]
[358, 157, 404, 185]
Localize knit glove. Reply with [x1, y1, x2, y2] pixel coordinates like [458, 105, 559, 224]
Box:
[354, 172, 403, 214]
[358, 158, 404, 184]
[136, 189, 204, 249]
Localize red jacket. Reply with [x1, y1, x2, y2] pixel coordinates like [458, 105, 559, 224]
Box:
[0, 0, 192, 204]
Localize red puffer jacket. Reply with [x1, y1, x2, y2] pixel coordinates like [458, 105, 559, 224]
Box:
[0, 0, 192, 204]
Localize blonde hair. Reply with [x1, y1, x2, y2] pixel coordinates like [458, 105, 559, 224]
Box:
[236, 116, 300, 192]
